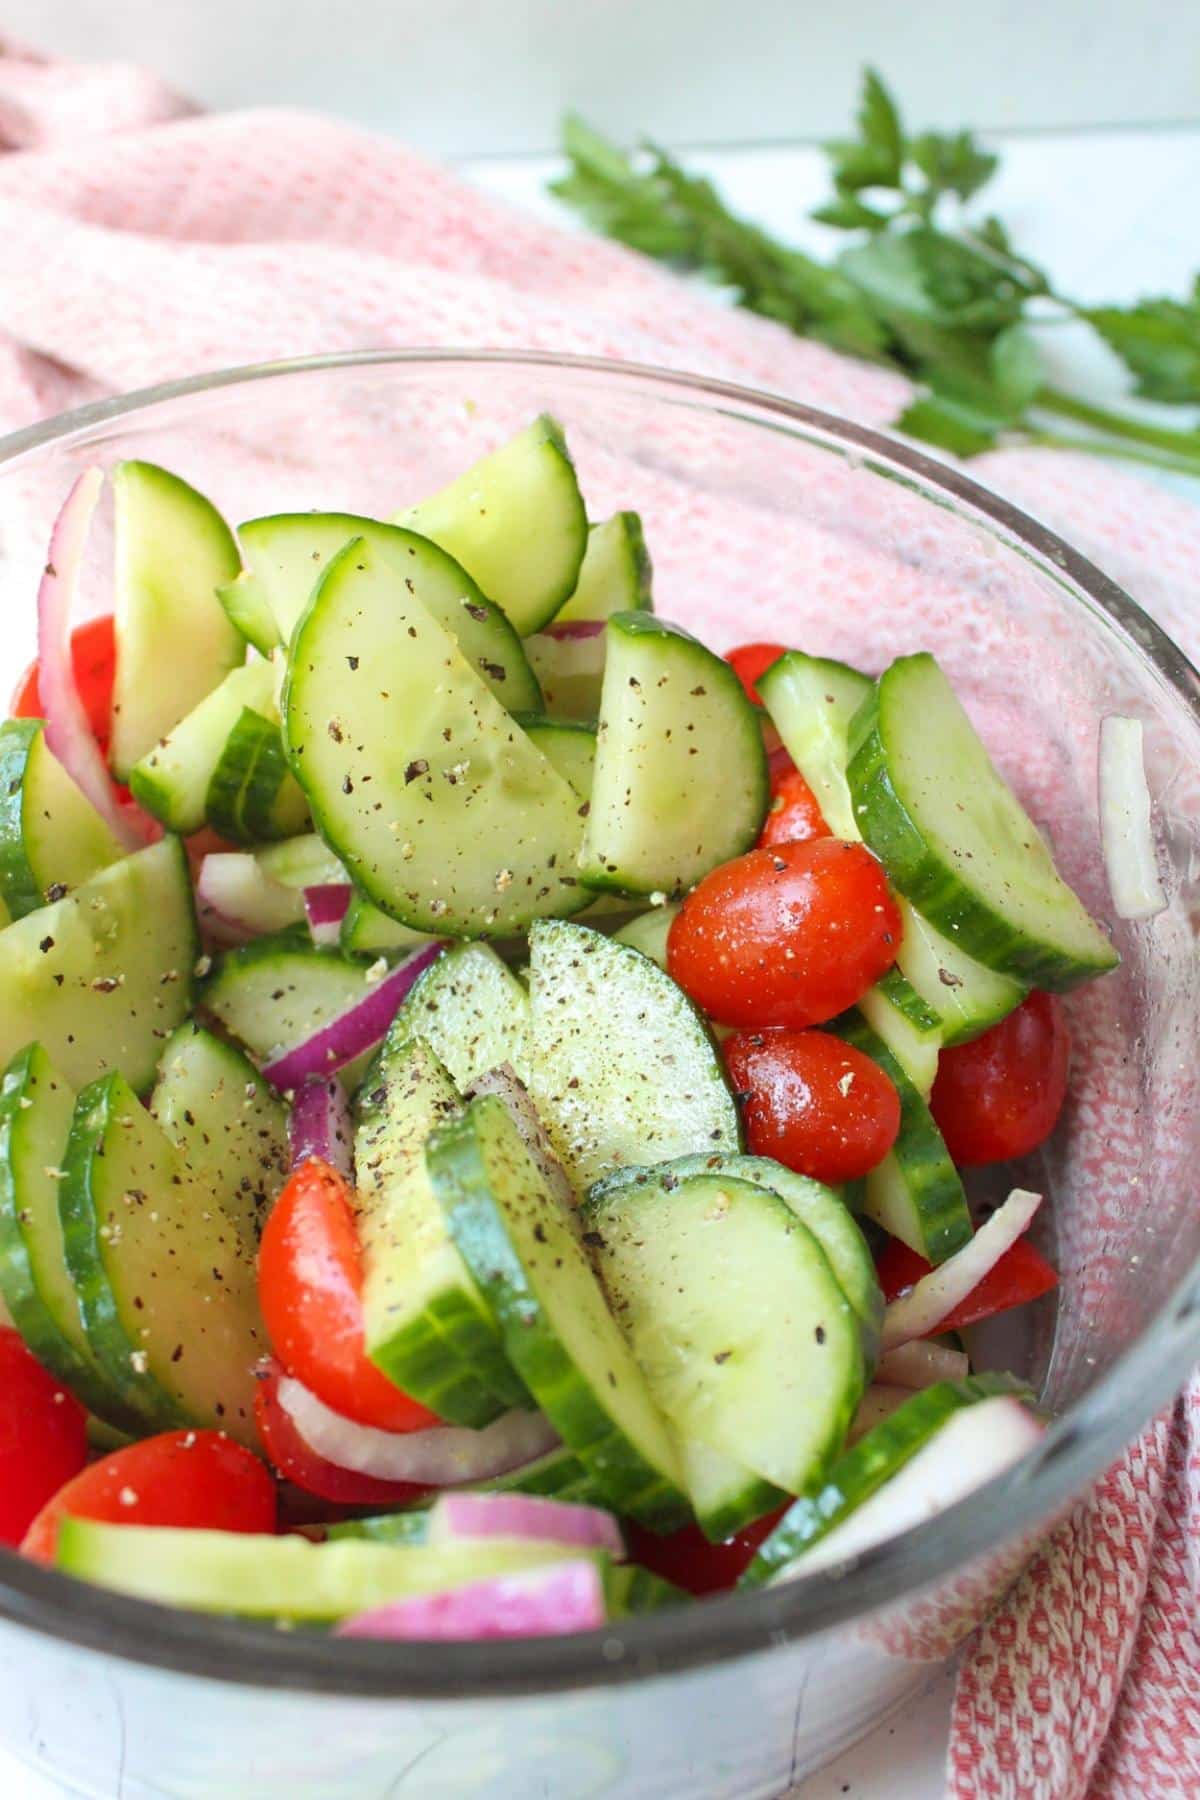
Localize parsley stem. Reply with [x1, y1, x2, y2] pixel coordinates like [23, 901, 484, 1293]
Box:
[1037, 389, 1200, 463]
[1025, 430, 1200, 480]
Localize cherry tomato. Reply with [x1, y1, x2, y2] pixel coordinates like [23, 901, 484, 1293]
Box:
[724, 642, 787, 707]
[11, 614, 115, 748]
[258, 1158, 439, 1435]
[0, 1330, 88, 1547]
[930, 992, 1070, 1168]
[21, 1426, 274, 1564]
[625, 1506, 788, 1597]
[254, 1360, 430, 1508]
[875, 1234, 1058, 1332]
[667, 838, 900, 1030]
[758, 764, 829, 850]
[724, 1029, 900, 1184]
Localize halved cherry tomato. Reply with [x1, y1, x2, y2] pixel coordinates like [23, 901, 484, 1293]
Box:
[258, 1158, 439, 1434]
[11, 613, 116, 748]
[667, 838, 900, 1030]
[625, 1505, 788, 1597]
[724, 1029, 900, 1184]
[875, 1234, 1058, 1333]
[21, 1427, 275, 1564]
[724, 642, 787, 707]
[254, 1360, 429, 1508]
[930, 992, 1070, 1168]
[758, 764, 829, 850]
[0, 1329, 88, 1547]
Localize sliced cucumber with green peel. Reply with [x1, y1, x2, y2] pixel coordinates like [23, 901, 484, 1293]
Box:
[0, 1046, 134, 1424]
[129, 659, 280, 836]
[602, 1562, 688, 1617]
[356, 1036, 524, 1426]
[0, 838, 196, 1094]
[757, 650, 871, 841]
[233, 512, 543, 711]
[740, 1373, 1032, 1586]
[849, 653, 1118, 989]
[832, 1010, 972, 1265]
[554, 512, 653, 626]
[256, 834, 346, 890]
[525, 631, 607, 721]
[612, 903, 679, 969]
[515, 716, 596, 800]
[108, 461, 245, 778]
[150, 1025, 290, 1253]
[579, 614, 768, 896]
[200, 930, 379, 1074]
[528, 920, 739, 1192]
[0, 721, 122, 918]
[586, 1168, 864, 1497]
[858, 966, 942, 1098]
[283, 535, 590, 937]
[676, 1437, 786, 1543]
[387, 941, 531, 1090]
[395, 415, 587, 637]
[216, 568, 280, 658]
[328, 1449, 600, 1543]
[60, 1072, 265, 1441]
[339, 894, 434, 961]
[204, 706, 310, 844]
[894, 898, 1028, 1047]
[427, 1094, 689, 1529]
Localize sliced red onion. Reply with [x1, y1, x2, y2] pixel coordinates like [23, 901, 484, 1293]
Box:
[277, 1375, 558, 1485]
[262, 940, 444, 1091]
[467, 1065, 576, 1211]
[304, 883, 352, 947]
[427, 1492, 623, 1558]
[880, 1190, 1043, 1352]
[337, 1560, 606, 1641]
[1099, 715, 1167, 921]
[544, 619, 606, 641]
[197, 853, 305, 939]
[875, 1340, 970, 1390]
[37, 468, 143, 850]
[289, 1077, 353, 1179]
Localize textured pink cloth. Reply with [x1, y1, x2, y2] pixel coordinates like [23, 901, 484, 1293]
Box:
[0, 40, 1196, 1800]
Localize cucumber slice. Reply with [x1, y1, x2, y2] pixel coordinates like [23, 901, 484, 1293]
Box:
[0, 721, 122, 919]
[586, 1169, 864, 1497]
[579, 614, 768, 896]
[602, 1563, 688, 1618]
[611, 903, 679, 969]
[740, 1373, 1030, 1586]
[327, 1447, 601, 1542]
[356, 1035, 524, 1426]
[327, 1510, 433, 1546]
[395, 416, 587, 637]
[757, 650, 871, 840]
[0, 1046, 134, 1424]
[205, 706, 310, 844]
[387, 941, 532, 1089]
[858, 966, 942, 1098]
[200, 930, 379, 1073]
[215, 568, 280, 659]
[677, 1437, 786, 1544]
[108, 462, 245, 778]
[0, 838, 196, 1094]
[849, 653, 1118, 989]
[524, 631, 607, 721]
[256, 834, 346, 890]
[894, 897, 1028, 1047]
[60, 1072, 265, 1440]
[234, 513, 543, 712]
[283, 535, 590, 937]
[129, 659, 278, 835]
[529, 920, 739, 1192]
[832, 1011, 972, 1265]
[554, 512, 654, 626]
[515, 716, 596, 799]
[150, 1025, 290, 1253]
[339, 894, 434, 961]
[427, 1095, 689, 1529]
[56, 1521, 591, 1620]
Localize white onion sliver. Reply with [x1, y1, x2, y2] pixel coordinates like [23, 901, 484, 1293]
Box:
[427, 1492, 623, 1558]
[1098, 715, 1167, 921]
[277, 1375, 559, 1485]
[880, 1189, 1043, 1352]
[197, 853, 305, 937]
[875, 1340, 969, 1390]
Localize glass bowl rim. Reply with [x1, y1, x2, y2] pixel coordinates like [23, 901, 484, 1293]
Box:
[0, 346, 1196, 1701]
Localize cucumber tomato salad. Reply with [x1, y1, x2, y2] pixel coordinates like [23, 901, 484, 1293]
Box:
[0, 420, 1116, 1640]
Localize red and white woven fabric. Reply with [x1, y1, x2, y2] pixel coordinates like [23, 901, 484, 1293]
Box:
[0, 38, 1195, 1799]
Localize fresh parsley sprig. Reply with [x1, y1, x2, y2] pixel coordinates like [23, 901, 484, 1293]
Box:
[551, 73, 1200, 478]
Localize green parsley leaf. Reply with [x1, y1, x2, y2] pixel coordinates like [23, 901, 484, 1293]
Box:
[908, 131, 998, 205]
[1084, 281, 1200, 404]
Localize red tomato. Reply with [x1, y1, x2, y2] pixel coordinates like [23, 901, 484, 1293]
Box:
[254, 1360, 429, 1508]
[724, 1029, 900, 1184]
[875, 1234, 1058, 1332]
[21, 1427, 274, 1564]
[0, 1330, 88, 1547]
[667, 838, 900, 1030]
[758, 765, 829, 850]
[258, 1158, 439, 1435]
[11, 614, 116, 748]
[930, 992, 1070, 1168]
[724, 642, 787, 707]
[625, 1506, 788, 1597]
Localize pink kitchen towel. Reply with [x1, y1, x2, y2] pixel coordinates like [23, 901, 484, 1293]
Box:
[0, 36, 1195, 1800]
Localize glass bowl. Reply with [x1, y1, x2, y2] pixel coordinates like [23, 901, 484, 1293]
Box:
[0, 350, 1196, 1800]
